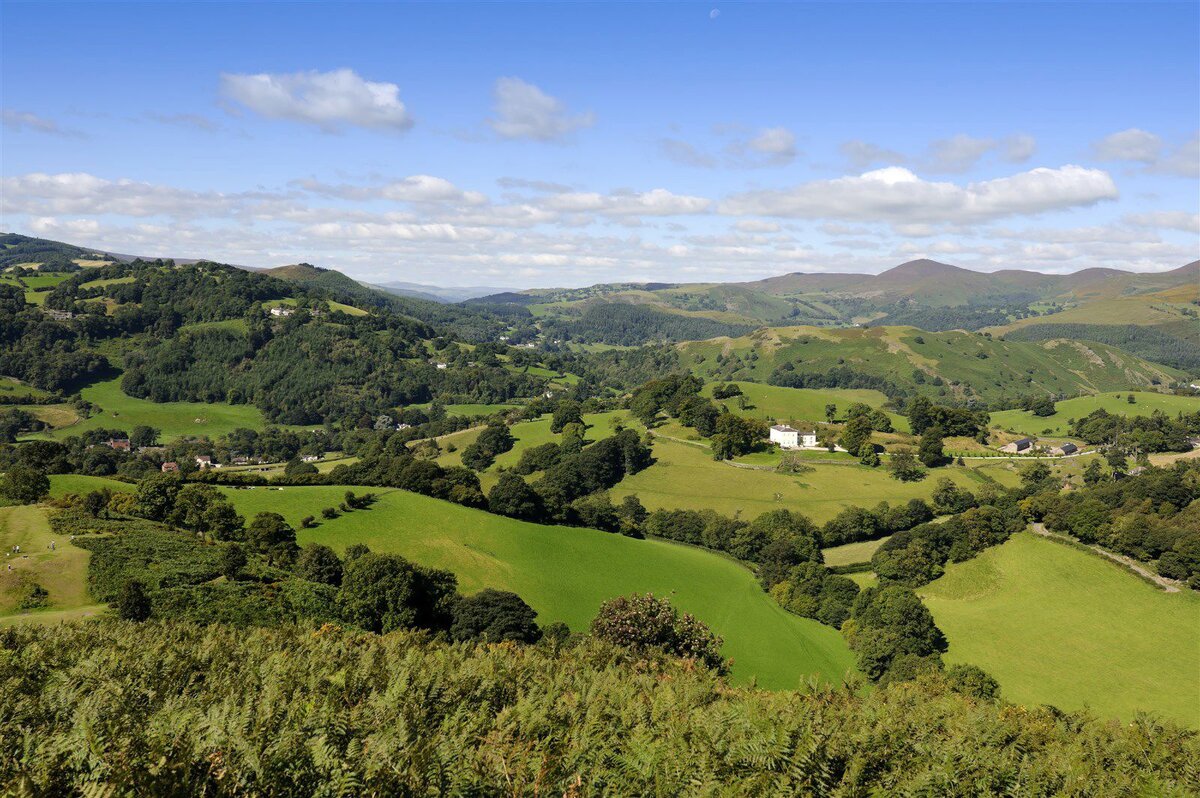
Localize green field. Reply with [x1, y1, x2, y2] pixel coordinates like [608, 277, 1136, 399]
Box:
[822, 536, 891, 568]
[611, 435, 1021, 523]
[991, 391, 1200, 437]
[0, 377, 51, 402]
[0, 505, 95, 621]
[29, 376, 273, 442]
[48, 474, 134, 496]
[920, 531, 1200, 726]
[705, 381, 910, 432]
[220, 484, 857, 689]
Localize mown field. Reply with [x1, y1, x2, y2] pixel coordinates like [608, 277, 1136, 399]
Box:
[219, 484, 857, 689]
[920, 531, 1200, 726]
[29, 376, 276, 442]
[703, 382, 911, 432]
[991, 391, 1200, 437]
[0, 505, 100, 624]
[610, 435, 1021, 523]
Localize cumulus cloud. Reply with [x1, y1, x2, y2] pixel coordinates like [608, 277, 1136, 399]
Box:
[744, 127, 797, 164]
[1001, 133, 1037, 163]
[488, 77, 594, 141]
[297, 175, 486, 204]
[541, 188, 711, 216]
[2, 109, 82, 137]
[840, 140, 906, 170]
[220, 68, 413, 132]
[1123, 210, 1200, 233]
[719, 165, 1118, 224]
[925, 134, 997, 173]
[1151, 133, 1199, 178]
[0, 172, 285, 218]
[734, 219, 782, 233]
[660, 138, 717, 167]
[1093, 128, 1161, 162]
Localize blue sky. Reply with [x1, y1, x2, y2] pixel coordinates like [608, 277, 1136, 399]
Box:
[2, 1, 1197, 287]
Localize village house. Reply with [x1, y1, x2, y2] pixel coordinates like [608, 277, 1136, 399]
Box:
[435, 362, 448, 370]
[161, 461, 179, 473]
[1000, 437, 1036, 454]
[105, 438, 131, 451]
[269, 306, 295, 317]
[396, 422, 412, 431]
[195, 455, 216, 469]
[1050, 442, 1078, 456]
[300, 454, 320, 463]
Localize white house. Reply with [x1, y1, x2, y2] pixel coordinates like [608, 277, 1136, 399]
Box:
[769, 425, 819, 449]
[269, 306, 294, 317]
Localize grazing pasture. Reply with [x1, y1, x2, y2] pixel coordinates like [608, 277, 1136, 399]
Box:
[219, 484, 858, 689]
[611, 435, 1019, 523]
[990, 391, 1200, 437]
[0, 505, 94, 621]
[705, 381, 910, 432]
[29, 376, 270, 442]
[920, 531, 1200, 726]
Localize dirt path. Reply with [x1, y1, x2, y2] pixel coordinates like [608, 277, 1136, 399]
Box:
[1029, 523, 1182, 593]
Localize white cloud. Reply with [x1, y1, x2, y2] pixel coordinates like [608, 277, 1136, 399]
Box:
[840, 140, 906, 169]
[298, 175, 486, 204]
[2, 109, 82, 137]
[1002, 134, 1037, 163]
[1151, 133, 1199, 178]
[1093, 128, 1161, 162]
[660, 138, 717, 167]
[925, 134, 996, 173]
[220, 68, 413, 132]
[1123, 210, 1200, 233]
[542, 188, 710, 216]
[148, 113, 221, 132]
[734, 219, 782, 233]
[745, 127, 797, 164]
[488, 77, 594, 141]
[720, 165, 1118, 224]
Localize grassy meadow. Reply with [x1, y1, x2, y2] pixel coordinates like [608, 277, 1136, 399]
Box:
[29, 376, 273, 442]
[705, 381, 910, 432]
[920, 531, 1200, 726]
[610, 435, 1021, 523]
[219, 484, 858, 689]
[991, 391, 1200, 437]
[0, 505, 99, 624]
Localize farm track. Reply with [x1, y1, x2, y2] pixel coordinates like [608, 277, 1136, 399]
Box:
[1029, 523, 1181, 593]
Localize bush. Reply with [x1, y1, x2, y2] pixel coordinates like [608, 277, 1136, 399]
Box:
[450, 588, 542, 643]
[116, 580, 151, 621]
[590, 593, 727, 674]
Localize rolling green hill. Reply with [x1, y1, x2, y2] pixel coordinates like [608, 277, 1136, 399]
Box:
[920, 531, 1200, 726]
[609, 434, 1021, 522]
[990, 391, 1200, 437]
[217, 484, 857, 689]
[677, 325, 1184, 403]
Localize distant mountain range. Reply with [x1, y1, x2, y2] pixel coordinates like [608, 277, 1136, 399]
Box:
[371, 280, 516, 304]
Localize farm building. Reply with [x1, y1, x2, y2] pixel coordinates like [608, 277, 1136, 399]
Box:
[1050, 442, 1078, 456]
[269, 306, 294, 317]
[105, 438, 131, 451]
[195, 455, 216, 468]
[1000, 437, 1036, 454]
[161, 462, 179, 473]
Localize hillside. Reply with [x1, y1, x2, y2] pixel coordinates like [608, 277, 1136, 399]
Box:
[474, 259, 1200, 337]
[676, 325, 1184, 403]
[217, 484, 856, 688]
[920, 532, 1200, 725]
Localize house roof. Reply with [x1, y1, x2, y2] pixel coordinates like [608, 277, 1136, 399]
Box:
[1013, 437, 1034, 447]
[770, 424, 798, 432]
[1057, 442, 1078, 452]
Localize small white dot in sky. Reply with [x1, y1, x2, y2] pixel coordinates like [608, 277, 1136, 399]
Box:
[710, 8, 720, 19]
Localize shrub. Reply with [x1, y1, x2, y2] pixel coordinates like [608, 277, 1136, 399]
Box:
[590, 593, 727, 674]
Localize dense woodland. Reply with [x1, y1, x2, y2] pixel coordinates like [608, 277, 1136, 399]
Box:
[538, 302, 755, 345]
